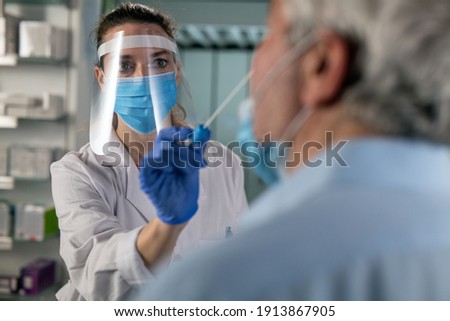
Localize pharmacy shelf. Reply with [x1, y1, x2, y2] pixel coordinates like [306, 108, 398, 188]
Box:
[13, 176, 51, 182]
[0, 113, 65, 128]
[0, 176, 52, 189]
[0, 234, 60, 252]
[0, 55, 66, 67]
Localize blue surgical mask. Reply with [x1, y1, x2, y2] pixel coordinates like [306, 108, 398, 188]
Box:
[237, 98, 281, 186]
[114, 72, 177, 134]
[237, 34, 317, 185]
[237, 97, 314, 186]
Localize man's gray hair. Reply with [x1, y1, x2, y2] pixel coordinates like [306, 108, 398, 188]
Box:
[284, 0, 450, 144]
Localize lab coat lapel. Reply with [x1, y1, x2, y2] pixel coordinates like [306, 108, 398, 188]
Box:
[100, 131, 157, 221]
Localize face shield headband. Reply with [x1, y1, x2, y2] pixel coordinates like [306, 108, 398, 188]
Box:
[97, 34, 178, 65]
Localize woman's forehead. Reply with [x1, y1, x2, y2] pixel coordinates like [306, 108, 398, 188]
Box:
[104, 22, 169, 41]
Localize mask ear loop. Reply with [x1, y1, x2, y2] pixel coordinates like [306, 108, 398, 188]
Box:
[252, 32, 317, 103]
[254, 32, 317, 174]
[279, 106, 314, 143]
[253, 31, 317, 147]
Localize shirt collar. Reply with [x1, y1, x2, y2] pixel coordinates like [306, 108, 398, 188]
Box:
[306, 137, 450, 192]
[243, 137, 450, 228]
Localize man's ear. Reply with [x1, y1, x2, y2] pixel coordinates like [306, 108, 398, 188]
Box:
[94, 65, 105, 90]
[298, 30, 349, 107]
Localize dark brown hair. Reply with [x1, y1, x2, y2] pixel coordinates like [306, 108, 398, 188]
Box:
[95, 2, 176, 49]
[95, 3, 176, 69]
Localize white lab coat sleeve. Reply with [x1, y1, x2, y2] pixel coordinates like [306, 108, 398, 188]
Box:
[51, 159, 152, 300]
[116, 227, 153, 285]
[231, 150, 249, 221]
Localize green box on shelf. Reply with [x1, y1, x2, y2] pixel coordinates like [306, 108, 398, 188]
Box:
[43, 207, 58, 238]
[14, 204, 58, 241]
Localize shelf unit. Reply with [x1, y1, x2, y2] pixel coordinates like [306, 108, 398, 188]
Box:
[0, 0, 70, 189]
[1, 1, 107, 301]
[0, 0, 101, 300]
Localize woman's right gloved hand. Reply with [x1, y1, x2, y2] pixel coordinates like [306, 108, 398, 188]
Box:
[139, 126, 210, 225]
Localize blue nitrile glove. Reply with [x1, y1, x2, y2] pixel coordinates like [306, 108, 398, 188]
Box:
[139, 126, 211, 225]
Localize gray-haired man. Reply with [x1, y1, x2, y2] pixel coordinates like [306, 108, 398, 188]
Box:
[136, 0, 450, 300]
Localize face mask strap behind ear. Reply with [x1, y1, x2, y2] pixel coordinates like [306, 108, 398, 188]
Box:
[256, 32, 319, 181]
[253, 31, 317, 103]
[234, 33, 318, 185]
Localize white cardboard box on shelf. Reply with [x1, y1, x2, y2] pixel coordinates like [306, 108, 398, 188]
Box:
[9, 146, 54, 179]
[19, 21, 67, 60]
[14, 204, 58, 242]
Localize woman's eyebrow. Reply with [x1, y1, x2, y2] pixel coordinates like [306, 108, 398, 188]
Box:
[151, 50, 170, 58]
[119, 54, 133, 60]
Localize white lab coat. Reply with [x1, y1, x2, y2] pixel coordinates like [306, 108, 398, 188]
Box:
[50, 140, 248, 300]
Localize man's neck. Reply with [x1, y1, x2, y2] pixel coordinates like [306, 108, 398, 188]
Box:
[287, 106, 381, 171]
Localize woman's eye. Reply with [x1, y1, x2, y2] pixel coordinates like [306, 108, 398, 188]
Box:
[119, 62, 134, 73]
[153, 58, 168, 68]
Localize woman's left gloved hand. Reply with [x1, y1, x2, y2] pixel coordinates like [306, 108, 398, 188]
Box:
[139, 126, 210, 225]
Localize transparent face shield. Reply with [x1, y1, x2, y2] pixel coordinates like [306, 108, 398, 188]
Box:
[90, 29, 195, 155]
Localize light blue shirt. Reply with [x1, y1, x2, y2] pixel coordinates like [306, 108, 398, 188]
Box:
[136, 138, 450, 300]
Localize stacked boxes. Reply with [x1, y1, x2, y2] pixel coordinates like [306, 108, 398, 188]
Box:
[0, 92, 64, 119]
[14, 204, 58, 242]
[0, 202, 59, 242]
[9, 146, 54, 180]
[20, 259, 56, 296]
[0, 145, 62, 180]
[0, 145, 63, 191]
[0, 259, 57, 296]
[19, 21, 67, 60]
[1, 14, 68, 61]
